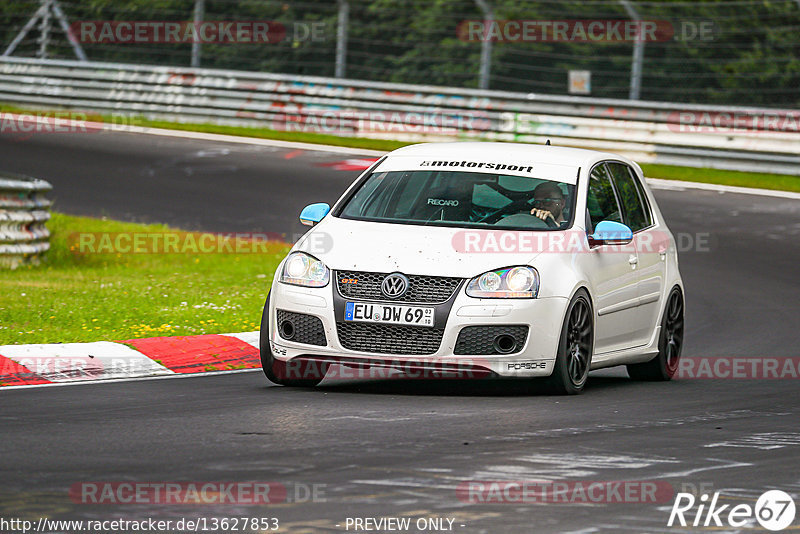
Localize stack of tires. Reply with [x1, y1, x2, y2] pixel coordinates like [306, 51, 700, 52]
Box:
[0, 173, 52, 269]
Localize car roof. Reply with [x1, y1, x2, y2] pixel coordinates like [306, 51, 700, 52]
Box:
[387, 142, 629, 170]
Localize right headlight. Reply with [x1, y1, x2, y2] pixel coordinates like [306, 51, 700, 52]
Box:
[279, 252, 330, 288]
[466, 266, 539, 298]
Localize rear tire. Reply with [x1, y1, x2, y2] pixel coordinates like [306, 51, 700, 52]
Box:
[627, 287, 684, 381]
[544, 289, 594, 395]
[259, 294, 327, 387]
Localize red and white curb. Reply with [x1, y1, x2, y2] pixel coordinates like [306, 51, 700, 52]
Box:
[0, 332, 261, 389]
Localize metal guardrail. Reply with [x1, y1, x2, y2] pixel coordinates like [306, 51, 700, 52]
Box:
[1, 56, 799, 175]
[0, 173, 52, 268]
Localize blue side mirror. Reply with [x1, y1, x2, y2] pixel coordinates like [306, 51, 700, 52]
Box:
[299, 203, 331, 226]
[588, 220, 633, 246]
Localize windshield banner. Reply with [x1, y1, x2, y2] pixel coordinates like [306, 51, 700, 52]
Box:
[374, 156, 579, 184]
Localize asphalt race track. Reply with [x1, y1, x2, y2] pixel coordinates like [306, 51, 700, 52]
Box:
[2, 130, 799, 533]
[0, 130, 366, 239]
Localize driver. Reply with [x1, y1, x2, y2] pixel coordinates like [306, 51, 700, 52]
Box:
[529, 182, 566, 224]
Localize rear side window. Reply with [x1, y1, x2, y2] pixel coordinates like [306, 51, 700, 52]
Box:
[606, 162, 652, 231]
[586, 164, 622, 230]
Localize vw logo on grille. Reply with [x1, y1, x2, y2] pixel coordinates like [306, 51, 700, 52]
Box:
[381, 273, 409, 299]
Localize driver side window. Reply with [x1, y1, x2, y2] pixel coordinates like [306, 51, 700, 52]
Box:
[586, 164, 622, 231]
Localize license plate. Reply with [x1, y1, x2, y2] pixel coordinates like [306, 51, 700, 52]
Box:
[345, 302, 434, 327]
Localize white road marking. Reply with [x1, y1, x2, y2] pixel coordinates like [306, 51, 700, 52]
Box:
[705, 432, 800, 450]
[1, 113, 385, 156]
[221, 331, 260, 348]
[133, 128, 800, 198]
[467, 453, 678, 480]
[135, 126, 386, 156]
[646, 177, 800, 200]
[655, 457, 752, 478]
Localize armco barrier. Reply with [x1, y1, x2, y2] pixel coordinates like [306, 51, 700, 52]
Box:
[0, 173, 52, 268]
[1, 56, 799, 175]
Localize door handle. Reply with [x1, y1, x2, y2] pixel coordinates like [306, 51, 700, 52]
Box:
[628, 255, 639, 265]
[659, 247, 667, 259]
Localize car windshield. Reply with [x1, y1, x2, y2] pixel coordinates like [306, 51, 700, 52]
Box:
[338, 170, 576, 230]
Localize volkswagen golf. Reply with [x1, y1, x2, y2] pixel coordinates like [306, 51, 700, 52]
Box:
[259, 142, 684, 394]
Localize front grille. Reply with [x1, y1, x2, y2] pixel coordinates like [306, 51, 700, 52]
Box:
[336, 322, 445, 355]
[454, 326, 529, 355]
[276, 309, 327, 346]
[336, 270, 462, 304]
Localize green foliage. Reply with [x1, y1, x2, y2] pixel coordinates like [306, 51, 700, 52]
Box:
[0, 213, 290, 344]
[1, 0, 797, 105]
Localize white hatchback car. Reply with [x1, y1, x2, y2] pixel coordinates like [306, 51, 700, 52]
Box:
[260, 142, 684, 394]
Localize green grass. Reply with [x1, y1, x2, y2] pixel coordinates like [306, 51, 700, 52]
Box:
[3, 103, 799, 192]
[640, 163, 800, 193]
[0, 213, 290, 345]
[141, 119, 409, 152]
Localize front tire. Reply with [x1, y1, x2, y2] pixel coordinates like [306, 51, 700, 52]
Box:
[259, 294, 327, 387]
[627, 287, 684, 381]
[545, 289, 594, 395]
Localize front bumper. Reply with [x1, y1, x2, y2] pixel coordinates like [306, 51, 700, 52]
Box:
[267, 281, 568, 378]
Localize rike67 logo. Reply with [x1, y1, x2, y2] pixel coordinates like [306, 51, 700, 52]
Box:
[668, 490, 796, 531]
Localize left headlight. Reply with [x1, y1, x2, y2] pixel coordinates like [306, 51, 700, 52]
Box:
[279, 252, 330, 288]
[466, 266, 539, 298]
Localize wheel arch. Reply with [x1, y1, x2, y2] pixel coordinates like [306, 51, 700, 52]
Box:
[565, 283, 595, 322]
[655, 283, 685, 330]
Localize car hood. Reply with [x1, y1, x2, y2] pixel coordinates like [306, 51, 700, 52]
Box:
[293, 216, 545, 278]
